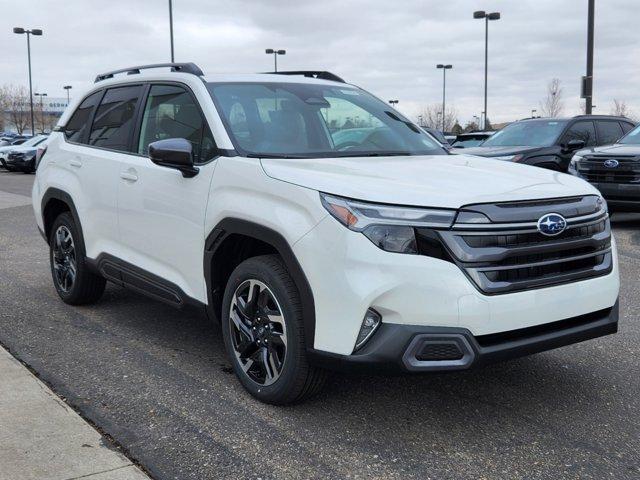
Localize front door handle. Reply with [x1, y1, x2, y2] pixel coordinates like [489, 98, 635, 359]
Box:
[69, 159, 82, 168]
[120, 171, 139, 182]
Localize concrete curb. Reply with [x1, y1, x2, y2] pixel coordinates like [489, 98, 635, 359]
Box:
[0, 347, 150, 480]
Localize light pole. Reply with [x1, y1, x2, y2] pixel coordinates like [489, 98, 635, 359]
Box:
[531, 108, 537, 118]
[473, 10, 500, 130]
[473, 115, 480, 128]
[584, 0, 594, 114]
[436, 64, 453, 132]
[168, 0, 175, 62]
[13, 27, 43, 136]
[388, 99, 399, 107]
[63, 85, 72, 104]
[34, 92, 47, 133]
[265, 49, 286, 72]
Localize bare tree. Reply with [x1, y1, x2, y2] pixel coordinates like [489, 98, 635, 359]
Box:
[610, 99, 629, 117]
[1, 84, 31, 134]
[416, 104, 458, 131]
[539, 78, 564, 117]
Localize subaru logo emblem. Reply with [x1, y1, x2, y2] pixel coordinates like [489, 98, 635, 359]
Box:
[604, 159, 619, 168]
[537, 213, 567, 236]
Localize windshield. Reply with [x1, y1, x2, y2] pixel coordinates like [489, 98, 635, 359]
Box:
[207, 82, 446, 158]
[452, 138, 486, 148]
[481, 120, 567, 147]
[619, 124, 640, 145]
[21, 136, 46, 147]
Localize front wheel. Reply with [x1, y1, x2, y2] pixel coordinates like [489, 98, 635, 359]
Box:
[221, 255, 326, 405]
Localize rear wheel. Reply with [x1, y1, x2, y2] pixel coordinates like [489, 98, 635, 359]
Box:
[49, 212, 106, 305]
[221, 255, 326, 404]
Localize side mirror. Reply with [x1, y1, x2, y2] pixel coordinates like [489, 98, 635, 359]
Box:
[563, 139, 585, 152]
[148, 138, 199, 178]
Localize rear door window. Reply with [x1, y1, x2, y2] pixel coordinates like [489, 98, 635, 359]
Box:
[595, 121, 623, 145]
[64, 91, 102, 143]
[562, 120, 596, 147]
[89, 85, 143, 152]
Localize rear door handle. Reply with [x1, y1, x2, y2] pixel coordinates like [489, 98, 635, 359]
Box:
[120, 171, 138, 182]
[69, 159, 82, 168]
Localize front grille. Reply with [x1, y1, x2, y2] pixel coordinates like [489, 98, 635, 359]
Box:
[461, 219, 606, 248]
[431, 195, 612, 295]
[578, 156, 640, 184]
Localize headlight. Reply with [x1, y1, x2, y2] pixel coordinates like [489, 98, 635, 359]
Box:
[597, 195, 608, 214]
[320, 193, 455, 254]
[494, 154, 524, 162]
[568, 155, 582, 175]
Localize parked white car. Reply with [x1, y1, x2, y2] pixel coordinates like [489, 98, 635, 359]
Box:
[32, 64, 619, 404]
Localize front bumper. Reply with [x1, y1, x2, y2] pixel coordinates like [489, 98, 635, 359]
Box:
[309, 301, 619, 373]
[6, 155, 35, 171]
[593, 182, 640, 211]
[295, 214, 620, 356]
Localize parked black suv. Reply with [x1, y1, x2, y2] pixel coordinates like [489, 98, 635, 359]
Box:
[461, 115, 636, 172]
[569, 123, 640, 211]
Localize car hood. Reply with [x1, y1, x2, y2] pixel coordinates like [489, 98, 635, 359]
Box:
[7, 144, 42, 153]
[456, 145, 542, 158]
[8, 148, 37, 155]
[260, 154, 598, 209]
[577, 143, 640, 156]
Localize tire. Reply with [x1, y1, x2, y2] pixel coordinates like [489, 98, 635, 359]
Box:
[221, 255, 326, 405]
[49, 212, 106, 305]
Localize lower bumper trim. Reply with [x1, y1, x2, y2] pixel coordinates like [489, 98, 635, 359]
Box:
[308, 301, 619, 374]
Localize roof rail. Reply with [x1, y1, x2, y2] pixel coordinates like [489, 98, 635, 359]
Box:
[94, 62, 204, 83]
[266, 71, 346, 83]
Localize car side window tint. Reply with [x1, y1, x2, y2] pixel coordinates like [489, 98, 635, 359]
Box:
[89, 85, 143, 152]
[137, 84, 216, 164]
[596, 121, 623, 145]
[620, 122, 635, 135]
[563, 121, 596, 147]
[64, 91, 102, 143]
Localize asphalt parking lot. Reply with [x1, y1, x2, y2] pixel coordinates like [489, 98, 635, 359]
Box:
[1, 170, 639, 480]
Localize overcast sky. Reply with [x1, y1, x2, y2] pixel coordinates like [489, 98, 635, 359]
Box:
[2, 0, 639, 125]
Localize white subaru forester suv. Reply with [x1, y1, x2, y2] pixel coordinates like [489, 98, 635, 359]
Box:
[33, 63, 619, 404]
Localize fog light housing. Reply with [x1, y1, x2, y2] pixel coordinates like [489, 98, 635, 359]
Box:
[354, 309, 382, 351]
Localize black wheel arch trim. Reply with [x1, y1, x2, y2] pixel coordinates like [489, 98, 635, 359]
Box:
[204, 218, 316, 349]
[41, 188, 85, 248]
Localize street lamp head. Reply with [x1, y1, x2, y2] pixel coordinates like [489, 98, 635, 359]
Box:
[445, 64, 453, 69]
[473, 11, 486, 19]
[277, 49, 286, 55]
[437, 64, 444, 68]
[488, 12, 500, 20]
[64, 85, 72, 90]
[265, 48, 274, 54]
[13, 27, 25, 34]
[31, 29, 43, 35]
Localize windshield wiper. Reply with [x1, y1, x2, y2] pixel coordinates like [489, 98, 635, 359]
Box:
[334, 151, 413, 157]
[246, 153, 310, 159]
